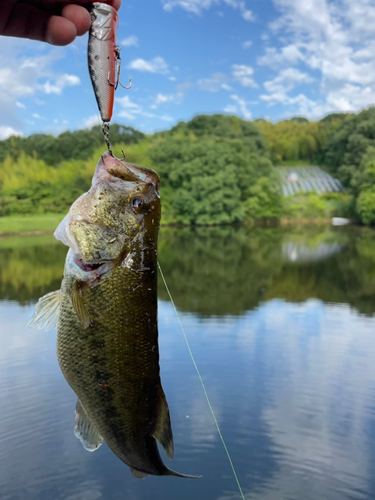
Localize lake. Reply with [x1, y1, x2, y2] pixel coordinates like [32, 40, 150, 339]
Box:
[1, 225, 375, 500]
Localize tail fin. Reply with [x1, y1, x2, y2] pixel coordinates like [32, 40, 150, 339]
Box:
[165, 467, 201, 479]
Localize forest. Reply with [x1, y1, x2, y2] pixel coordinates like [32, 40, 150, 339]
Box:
[1, 108, 375, 226]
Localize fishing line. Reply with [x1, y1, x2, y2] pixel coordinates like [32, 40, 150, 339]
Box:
[71, 35, 244, 499]
[158, 262, 246, 500]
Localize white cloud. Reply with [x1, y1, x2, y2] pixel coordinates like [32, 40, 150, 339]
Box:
[0, 126, 22, 140]
[151, 90, 186, 109]
[176, 81, 192, 93]
[0, 68, 34, 97]
[117, 95, 141, 120]
[232, 64, 257, 87]
[257, 0, 375, 117]
[121, 35, 139, 47]
[326, 84, 375, 113]
[198, 73, 232, 92]
[40, 74, 80, 95]
[116, 95, 174, 123]
[263, 68, 313, 97]
[151, 93, 175, 109]
[242, 40, 253, 49]
[258, 45, 303, 67]
[0, 38, 76, 133]
[81, 115, 101, 129]
[16, 102, 26, 109]
[161, 0, 254, 21]
[127, 57, 169, 74]
[156, 93, 173, 105]
[32, 113, 43, 119]
[224, 94, 252, 120]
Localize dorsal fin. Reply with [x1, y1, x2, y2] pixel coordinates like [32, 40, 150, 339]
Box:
[74, 399, 103, 452]
[152, 386, 174, 459]
[28, 290, 61, 330]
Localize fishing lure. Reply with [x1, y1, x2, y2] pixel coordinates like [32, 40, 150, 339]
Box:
[88, 2, 132, 156]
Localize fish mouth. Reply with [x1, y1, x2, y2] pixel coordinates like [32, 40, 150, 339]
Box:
[93, 152, 161, 194]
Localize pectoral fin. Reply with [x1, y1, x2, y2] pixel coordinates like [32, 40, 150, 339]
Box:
[27, 290, 61, 330]
[74, 399, 103, 452]
[71, 281, 91, 329]
[152, 386, 174, 460]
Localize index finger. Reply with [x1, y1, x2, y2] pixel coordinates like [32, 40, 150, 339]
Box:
[62, 0, 122, 10]
[29, 0, 122, 13]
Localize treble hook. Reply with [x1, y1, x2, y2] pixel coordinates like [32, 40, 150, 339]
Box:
[108, 45, 132, 90]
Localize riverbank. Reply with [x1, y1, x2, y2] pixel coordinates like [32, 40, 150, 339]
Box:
[0, 215, 65, 236]
[0, 213, 355, 237]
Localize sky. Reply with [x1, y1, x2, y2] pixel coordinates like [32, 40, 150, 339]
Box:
[1, 0, 375, 139]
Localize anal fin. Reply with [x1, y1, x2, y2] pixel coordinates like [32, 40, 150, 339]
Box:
[74, 399, 103, 452]
[28, 290, 61, 330]
[130, 467, 149, 479]
[152, 386, 174, 460]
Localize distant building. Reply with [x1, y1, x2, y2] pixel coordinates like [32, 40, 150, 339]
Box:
[277, 166, 344, 196]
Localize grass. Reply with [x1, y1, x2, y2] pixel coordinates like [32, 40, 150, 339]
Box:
[281, 192, 354, 221]
[0, 214, 64, 235]
[0, 192, 356, 237]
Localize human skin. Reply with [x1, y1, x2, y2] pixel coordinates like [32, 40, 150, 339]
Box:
[0, 0, 121, 46]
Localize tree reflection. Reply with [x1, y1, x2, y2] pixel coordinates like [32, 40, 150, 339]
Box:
[1, 227, 375, 316]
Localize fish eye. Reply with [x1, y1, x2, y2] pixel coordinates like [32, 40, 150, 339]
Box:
[131, 197, 144, 211]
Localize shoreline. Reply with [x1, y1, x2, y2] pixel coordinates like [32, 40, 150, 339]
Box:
[0, 218, 352, 238]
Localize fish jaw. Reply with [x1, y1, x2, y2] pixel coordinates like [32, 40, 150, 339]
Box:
[54, 154, 161, 265]
[93, 152, 161, 192]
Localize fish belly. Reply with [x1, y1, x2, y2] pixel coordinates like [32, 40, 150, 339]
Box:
[57, 263, 163, 471]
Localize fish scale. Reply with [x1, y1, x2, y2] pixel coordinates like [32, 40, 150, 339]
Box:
[57, 244, 164, 472]
[28, 154, 196, 478]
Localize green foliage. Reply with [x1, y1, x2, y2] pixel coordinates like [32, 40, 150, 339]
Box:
[0, 110, 371, 225]
[255, 113, 349, 164]
[356, 190, 375, 225]
[149, 122, 279, 224]
[322, 108, 375, 224]
[245, 176, 283, 220]
[0, 124, 144, 166]
[0, 114, 282, 225]
[282, 192, 354, 221]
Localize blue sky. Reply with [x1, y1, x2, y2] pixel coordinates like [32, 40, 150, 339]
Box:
[1, 0, 375, 139]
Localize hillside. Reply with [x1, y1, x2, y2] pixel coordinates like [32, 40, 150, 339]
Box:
[0, 109, 375, 225]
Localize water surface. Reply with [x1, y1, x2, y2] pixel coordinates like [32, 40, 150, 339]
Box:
[1, 226, 375, 500]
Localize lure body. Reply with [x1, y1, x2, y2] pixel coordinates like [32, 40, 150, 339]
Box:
[88, 2, 119, 123]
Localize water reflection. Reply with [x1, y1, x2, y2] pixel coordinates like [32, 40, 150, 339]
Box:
[0, 235, 66, 304]
[1, 227, 375, 500]
[282, 242, 345, 262]
[2, 227, 375, 317]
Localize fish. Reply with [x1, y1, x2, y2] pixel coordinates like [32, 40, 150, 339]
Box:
[88, 2, 119, 123]
[29, 153, 197, 479]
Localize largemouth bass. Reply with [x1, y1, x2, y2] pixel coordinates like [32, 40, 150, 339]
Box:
[29, 153, 195, 479]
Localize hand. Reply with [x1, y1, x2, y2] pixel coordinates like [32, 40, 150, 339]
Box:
[0, 0, 121, 46]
